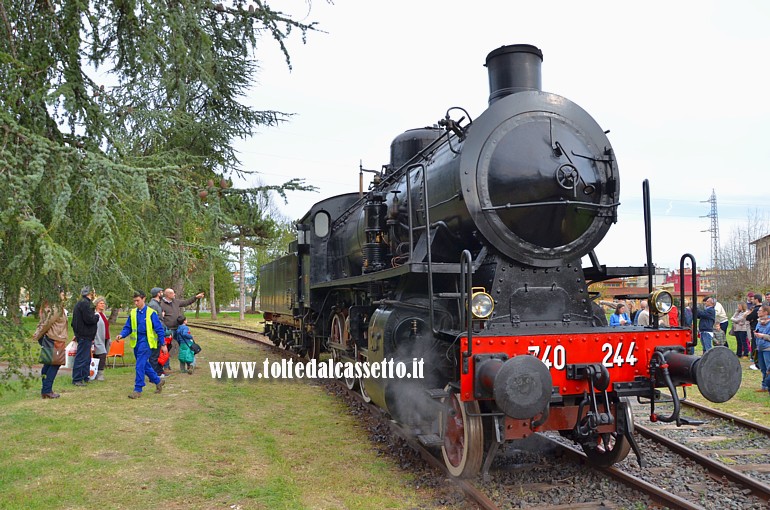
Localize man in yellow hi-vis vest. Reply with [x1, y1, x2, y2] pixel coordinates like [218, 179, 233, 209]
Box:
[116, 290, 167, 399]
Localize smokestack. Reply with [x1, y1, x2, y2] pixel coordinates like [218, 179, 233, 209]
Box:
[485, 44, 543, 105]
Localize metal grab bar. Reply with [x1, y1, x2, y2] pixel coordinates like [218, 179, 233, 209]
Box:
[679, 254, 698, 351]
[460, 250, 473, 374]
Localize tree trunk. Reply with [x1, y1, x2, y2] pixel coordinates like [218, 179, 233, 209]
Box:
[239, 235, 245, 321]
[108, 307, 120, 324]
[250, 291, 257, 313]
[6, 286, 20, 325]
[171, 218, 185, 295]
[209, 262, 217, 320]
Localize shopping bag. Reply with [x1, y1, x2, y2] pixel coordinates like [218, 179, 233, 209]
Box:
[88, 358, 99, 381]
[158, 349, 169, 366]
[65, 340, 77, 369]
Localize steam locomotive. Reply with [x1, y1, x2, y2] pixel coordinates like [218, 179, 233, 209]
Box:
[259, 44, 742, 478]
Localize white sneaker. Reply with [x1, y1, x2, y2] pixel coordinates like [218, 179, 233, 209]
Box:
[749, 364, 759, 370]
[159, 373, 167, 379]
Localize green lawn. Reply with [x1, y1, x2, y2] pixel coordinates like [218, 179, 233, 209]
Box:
[0, 323, 442, 510]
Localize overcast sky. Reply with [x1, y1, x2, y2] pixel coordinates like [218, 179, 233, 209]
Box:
[234, 0, 770, 271]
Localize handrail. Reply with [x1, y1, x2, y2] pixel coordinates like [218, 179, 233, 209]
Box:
[405, 165, 417, 263]
[642, 179, 657, 328]
[679, 254, 698, 351]
[411, 163, 436, 335]
[460, 250, 473, 375]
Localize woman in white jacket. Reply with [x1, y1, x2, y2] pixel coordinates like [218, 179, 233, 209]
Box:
[93, 297, 111, 381]
[731, 302, 750, 358]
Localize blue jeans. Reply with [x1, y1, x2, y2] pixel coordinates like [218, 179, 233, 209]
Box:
[72, 338, 92, 383]
[41, 364, 60, 394]
[133, 340, 161, 393]
[760, 350, 770, 390]
[736, 331, 749, 357]
[700, 331, 713, 352]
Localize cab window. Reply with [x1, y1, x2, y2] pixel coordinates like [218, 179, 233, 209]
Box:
[313, 211, 330, 237]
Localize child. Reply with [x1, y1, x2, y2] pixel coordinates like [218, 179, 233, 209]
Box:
[176, 315, 195, 374]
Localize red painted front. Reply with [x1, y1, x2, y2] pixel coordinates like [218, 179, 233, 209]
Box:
[459, 328, 692, 402]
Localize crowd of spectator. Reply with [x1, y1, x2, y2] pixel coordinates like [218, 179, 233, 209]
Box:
[600, 291, 770, 394]
[33, 285, 203, 399]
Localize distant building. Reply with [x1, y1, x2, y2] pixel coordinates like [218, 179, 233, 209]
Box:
[699, 268, 717, 294]
[751, 234, 770, 287]
[665, 268, 699, 294]
[593, 268, 669, 301]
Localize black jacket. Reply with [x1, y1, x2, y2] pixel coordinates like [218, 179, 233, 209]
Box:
[71, 296, 99, 339]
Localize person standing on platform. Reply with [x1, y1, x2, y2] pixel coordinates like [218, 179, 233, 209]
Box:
[116, 290, 166, 399]
[32, 288, 69, 398]
[160, 288, 204, 345]
[732, 302, 750, 358]
[71, 286, 99, 386]
[147, 287, 167, 377]
[92, 297, 110, 381]
[609, 304, 631, 327]
[668, 303, 679, 328]
[634, 299, 650, 326]
[713, 297, 729, 346]
[747, 293, 763, 369]
[754, 305, 770, 393]
[697, 297, 717, 352]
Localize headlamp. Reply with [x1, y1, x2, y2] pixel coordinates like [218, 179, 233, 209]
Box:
[650, 290, 673, 315]
[470, 288, 494, 319]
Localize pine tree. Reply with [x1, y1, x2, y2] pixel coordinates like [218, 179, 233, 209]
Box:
[0, 0, 321, 390]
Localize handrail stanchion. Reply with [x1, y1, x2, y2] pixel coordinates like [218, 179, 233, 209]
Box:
[679, 254, 698, 352]
[460, 250, 473, 375]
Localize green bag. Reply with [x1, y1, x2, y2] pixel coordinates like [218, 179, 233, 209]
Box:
[39, 335, 54, 364]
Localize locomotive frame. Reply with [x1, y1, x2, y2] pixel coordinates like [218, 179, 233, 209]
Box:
[259, 44, 742, 478]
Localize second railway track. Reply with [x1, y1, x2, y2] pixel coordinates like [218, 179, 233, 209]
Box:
[191, 320, 770, 509]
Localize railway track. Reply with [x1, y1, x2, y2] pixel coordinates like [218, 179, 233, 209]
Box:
[625, 396, 770, 504]
[191, 320, 767, 509]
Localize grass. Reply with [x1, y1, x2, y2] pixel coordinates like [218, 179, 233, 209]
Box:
[5, 312, 770, 508]
[0, 321, 440, 510]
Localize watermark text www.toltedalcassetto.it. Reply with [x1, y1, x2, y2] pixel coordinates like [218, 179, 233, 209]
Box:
[209, 358, 424, 380]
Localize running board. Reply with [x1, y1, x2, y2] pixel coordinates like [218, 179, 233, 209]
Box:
[426, 388, 450, 400]
[417, 434, 444, 448]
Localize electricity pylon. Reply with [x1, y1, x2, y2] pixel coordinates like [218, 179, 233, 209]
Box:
[701, 189, 720, 296]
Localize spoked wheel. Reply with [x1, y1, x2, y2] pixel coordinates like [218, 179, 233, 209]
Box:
[330, 313, 357, 389]
[581, 398, 633, 467]
[331, 348, 342, 379]
[343, 346, 358, 391]
[440, 392, 484, 478]
[359, 371, 372, 403]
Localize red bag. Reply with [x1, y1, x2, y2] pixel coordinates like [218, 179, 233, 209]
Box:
[165, 335, 172, 345]
[158, 349, 170, 366]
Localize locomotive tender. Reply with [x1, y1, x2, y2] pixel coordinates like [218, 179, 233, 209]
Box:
[259, 44, 742, 478]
